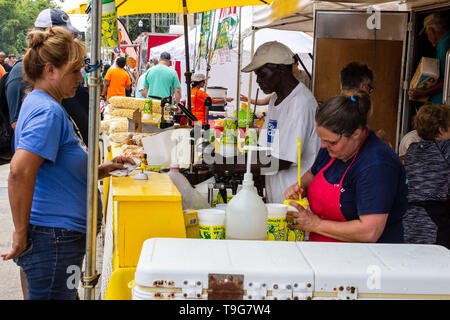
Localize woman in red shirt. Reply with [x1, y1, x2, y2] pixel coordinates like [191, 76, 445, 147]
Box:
[191, 73, 233, 124]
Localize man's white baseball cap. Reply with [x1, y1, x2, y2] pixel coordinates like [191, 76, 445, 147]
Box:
[192, 73, 208, 82]
[242, 41, 295, 73]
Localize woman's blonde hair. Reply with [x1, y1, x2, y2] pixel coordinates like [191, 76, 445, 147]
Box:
[23, 26, 86, 85]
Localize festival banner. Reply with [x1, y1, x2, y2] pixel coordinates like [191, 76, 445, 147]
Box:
[198, 11, 212, 59]
[212, 7, 238, 65]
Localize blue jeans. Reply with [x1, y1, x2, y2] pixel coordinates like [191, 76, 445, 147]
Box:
[14, 225, 86, 300]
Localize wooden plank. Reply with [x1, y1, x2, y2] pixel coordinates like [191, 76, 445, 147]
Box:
[314, 38, 404, 148]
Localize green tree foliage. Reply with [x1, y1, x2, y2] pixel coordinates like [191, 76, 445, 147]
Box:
[0, 0, 58, 56]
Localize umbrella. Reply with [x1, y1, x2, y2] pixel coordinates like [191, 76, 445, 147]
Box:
[83, 0, 273, 300]
[115, 0, 271, 15]
[115, 0, 272, 115]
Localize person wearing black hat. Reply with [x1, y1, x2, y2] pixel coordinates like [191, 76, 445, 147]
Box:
[5, 8, 89, 146]
[142, 51, 181, 104]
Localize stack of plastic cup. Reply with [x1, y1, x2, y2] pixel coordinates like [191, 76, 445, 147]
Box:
[197, 209, 226, 240]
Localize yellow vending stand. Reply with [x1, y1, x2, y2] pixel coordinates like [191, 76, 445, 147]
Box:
[103, 147, 186, 300]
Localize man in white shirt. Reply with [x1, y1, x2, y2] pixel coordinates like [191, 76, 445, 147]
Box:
[204, 42, 320, 203]
[240, 41, 320, 203]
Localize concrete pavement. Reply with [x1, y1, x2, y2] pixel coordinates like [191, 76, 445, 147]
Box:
[0, 163, 22, 300]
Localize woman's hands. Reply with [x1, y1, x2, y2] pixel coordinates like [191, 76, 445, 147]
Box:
[286, 201, 321, 233]
[1, 230, 28, 261]
[284, 182, 306, 200]
[98, 156, 135, 179]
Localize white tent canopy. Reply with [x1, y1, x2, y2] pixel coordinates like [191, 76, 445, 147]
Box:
[149, 9, 313, 102]
[251, 0, 448, 31]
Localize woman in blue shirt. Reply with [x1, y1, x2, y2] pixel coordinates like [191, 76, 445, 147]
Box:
[1, 27, 134, 299]
[285, 92, 407, 243]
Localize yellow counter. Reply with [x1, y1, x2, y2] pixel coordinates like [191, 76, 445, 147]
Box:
[103, 142, 189, 300]
[111, 174, 186, 269]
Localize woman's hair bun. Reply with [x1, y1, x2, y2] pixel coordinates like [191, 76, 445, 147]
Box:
[27, 30, 49, 49]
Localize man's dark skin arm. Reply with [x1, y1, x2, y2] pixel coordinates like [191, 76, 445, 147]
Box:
[409, 80, 444, 100]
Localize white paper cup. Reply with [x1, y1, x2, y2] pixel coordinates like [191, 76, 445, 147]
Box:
[266, 204, 289, 241]
[197, 209, 226, 240]
[266, 203, 289, 218]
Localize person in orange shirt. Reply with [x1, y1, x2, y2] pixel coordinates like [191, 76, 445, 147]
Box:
[101, 57, 131, 100]
[191, 73, 233, 124]
[0, 64, 5, 78]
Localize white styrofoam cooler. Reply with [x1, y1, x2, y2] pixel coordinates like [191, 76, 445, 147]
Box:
[132, 238, 450, 300]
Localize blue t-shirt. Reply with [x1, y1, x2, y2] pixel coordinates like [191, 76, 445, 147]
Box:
[15, 90, 89, 233]
[135, 72, 147, 99]
[310, 130, 408, 243]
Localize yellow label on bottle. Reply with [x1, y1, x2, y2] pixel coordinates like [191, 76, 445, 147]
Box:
[267, 217, 287, 241]
[286, 227, 305, 241]
[222, 119, 237, 145]
[143, 99, 152, 114]
[199, 225, 225, 240]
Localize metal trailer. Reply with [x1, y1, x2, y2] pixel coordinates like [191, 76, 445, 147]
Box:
[252, 0, 450, 151]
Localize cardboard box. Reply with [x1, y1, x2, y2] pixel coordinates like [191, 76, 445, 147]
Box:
[410, 57, 440, 102]
[183, 209, 199, 239]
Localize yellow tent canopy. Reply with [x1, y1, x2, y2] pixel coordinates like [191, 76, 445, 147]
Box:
[115, 0, 272, 16]
[66, 0, 273, 16]
[265, 0, 446, 30]
[65, 1, 89, 14]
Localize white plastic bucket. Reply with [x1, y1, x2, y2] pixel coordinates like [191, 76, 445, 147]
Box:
[197, 209, 226, 240]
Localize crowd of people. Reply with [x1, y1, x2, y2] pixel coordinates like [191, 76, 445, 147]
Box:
[0, 7, 448, 301]
[0, 52, 16, 76]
